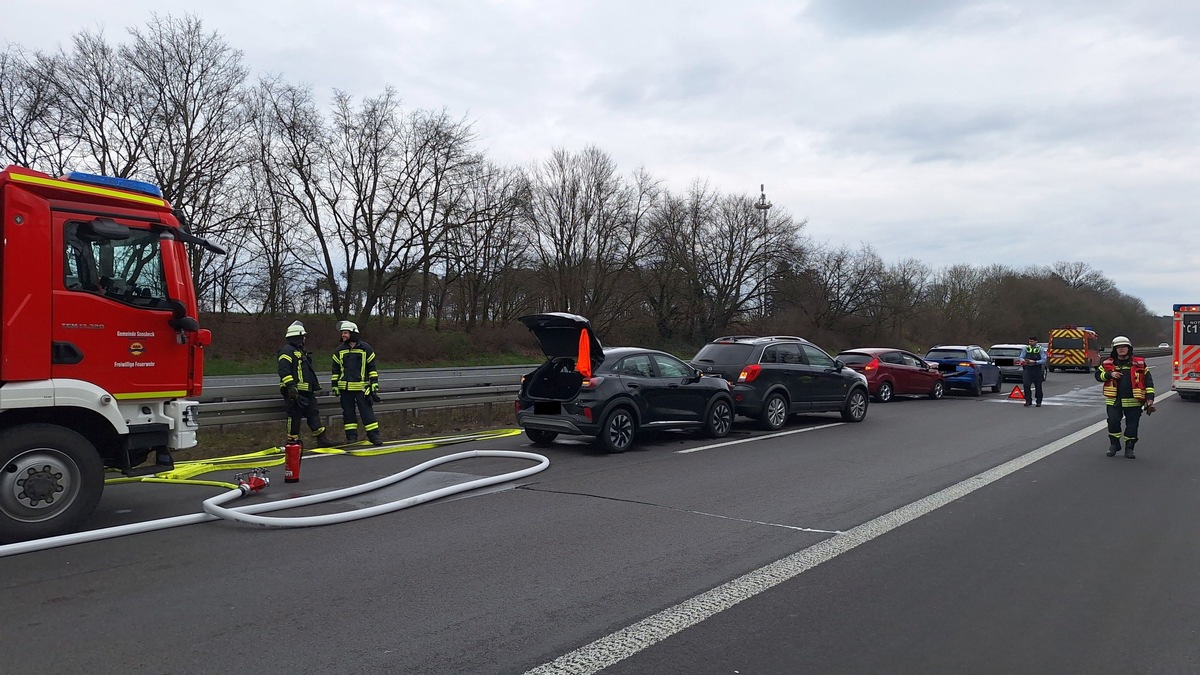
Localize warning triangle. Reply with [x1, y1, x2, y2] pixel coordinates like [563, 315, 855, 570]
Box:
[1008, 385, 1025, 400]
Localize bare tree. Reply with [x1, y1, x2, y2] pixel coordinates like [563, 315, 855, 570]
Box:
[389, 109, 486, 328]
[656, 183, 802, 339]
[41, 28, 154, 178]
[122, 15, 252, 307]
[440, 163, 531, 330]
[524, 146, 656, 333]
[0, 44, 75, 173]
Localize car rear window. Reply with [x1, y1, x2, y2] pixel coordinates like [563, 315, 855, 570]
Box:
[693, 343, 755, 364]
[1051, 338, 1084, 349]
[926, 349, 968, 360]
[989, 348, 1022, 357]
[837, 352, 874, 366]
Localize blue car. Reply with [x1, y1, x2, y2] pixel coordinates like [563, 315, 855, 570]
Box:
[924, 345, 1002, 396]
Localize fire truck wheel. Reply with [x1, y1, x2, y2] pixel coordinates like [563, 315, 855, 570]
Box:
[0, 424, 104, 543]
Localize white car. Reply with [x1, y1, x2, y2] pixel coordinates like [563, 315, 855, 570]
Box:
[1158, 342, 1170, 349]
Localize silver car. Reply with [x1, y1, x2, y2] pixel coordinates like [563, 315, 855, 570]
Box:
[989, 343, 1048, 382]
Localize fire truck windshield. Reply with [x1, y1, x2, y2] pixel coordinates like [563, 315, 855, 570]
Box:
[64, 222, 169, 308]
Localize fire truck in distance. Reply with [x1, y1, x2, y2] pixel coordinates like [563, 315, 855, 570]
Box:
[0, 165, 223, 542]
[1047, 325, 1101, 373]
[1172, 304, 1200, 401]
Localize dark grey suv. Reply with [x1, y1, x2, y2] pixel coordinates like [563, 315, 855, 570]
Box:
[690, 335, 870, 430]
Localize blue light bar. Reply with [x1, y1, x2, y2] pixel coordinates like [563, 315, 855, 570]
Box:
[67, 172, 163, 198]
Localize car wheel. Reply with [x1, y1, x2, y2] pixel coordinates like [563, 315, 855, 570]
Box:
[929, 381, 945, 400]
[841, 388, 868, 422]
[876, 381, 893, 403]
[597, 407, 636, 453]
[0, 424, 103, 543]
[704, 398, 734, 438]
[969, 376, 982, 397]
[990, 376, 1001, 393]
[524, 429, 558, 446]
[758, 392, 789, 431]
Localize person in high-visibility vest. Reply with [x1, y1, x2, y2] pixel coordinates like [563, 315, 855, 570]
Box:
[277, 321, 333, 447]
[1018, 335, 1047, 407]
[331, 321, 383, 445]
[1095, 335, 1156, 459]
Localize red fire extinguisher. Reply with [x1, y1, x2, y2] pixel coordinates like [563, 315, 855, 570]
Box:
[284, 439, 302, 483]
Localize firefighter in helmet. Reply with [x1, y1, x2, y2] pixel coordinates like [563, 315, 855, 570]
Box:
[1095, 335, 1156, 459]
[277, 321, 332, 447]
[331, 320, 383, 445]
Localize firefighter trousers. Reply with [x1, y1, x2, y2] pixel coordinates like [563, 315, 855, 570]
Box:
[283, 391, 326, 439]
[1106, 403, 1142, 441]
[340, 391, 379, 441]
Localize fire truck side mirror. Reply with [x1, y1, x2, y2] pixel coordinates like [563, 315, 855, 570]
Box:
[170, 315, 200, 332]
[79, 217, 130, 242]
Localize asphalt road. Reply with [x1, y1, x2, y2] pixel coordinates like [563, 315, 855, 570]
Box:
[2, 356, 1194, 674]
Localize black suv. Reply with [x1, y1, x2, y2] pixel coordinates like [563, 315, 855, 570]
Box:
[690, 335, 870, 429]
[515, 313, 736, 453]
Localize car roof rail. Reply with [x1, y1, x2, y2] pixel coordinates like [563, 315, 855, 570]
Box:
[765, 335, 806, 341]
[712, 335, 761, 342]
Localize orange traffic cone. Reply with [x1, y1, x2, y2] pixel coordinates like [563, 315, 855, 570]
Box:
[1008, 386, 1025, 400]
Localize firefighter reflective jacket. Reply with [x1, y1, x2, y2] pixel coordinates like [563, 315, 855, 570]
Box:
[1096, 356, 1154, 407]
[278, 339, 322, 393]
[332, 340, 379, 393]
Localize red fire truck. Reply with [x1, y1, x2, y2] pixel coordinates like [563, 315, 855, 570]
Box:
[0, 165, 222, 541]
[1172, 304, 1200, 401]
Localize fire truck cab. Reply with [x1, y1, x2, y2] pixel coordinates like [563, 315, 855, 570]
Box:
[1047, 325, 1101, 373]
[0, 165, 219, 542]
[1172, 304, 1200, 401]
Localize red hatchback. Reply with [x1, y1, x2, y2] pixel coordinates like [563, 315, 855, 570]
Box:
[835, 348, 945, 402]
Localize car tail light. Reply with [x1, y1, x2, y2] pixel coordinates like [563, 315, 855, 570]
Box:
[864, 357, 879, 372]
[513, 401, 520, 414]
[581, 376, 605, 389]
[958, 362, 974, 368]
[582, 407, 593, 421]
[738, 364, 762, 383]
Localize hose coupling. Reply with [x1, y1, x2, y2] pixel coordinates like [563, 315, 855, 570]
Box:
[234, 468, 270, 495]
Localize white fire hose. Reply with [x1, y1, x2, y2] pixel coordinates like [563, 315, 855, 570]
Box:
[0, 450, 549, 558]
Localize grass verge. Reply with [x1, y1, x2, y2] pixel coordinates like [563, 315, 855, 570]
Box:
[176, 404, 522, 461]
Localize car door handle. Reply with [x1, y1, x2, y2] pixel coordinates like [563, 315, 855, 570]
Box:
[668, 383, 680, 388]
[627, 383, 639, 389]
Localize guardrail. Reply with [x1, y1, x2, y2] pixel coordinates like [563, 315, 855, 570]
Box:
[194, 348, 1173, 430]
[197, 364, 533, 430]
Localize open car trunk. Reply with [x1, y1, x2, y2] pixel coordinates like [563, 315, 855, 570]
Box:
[524, 356, 585, 402]
[519, 313, 604, 402]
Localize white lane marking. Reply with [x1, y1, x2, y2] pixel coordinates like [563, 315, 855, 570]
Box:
[527, 415, 1137, 675]
[675, 423, 844, 454]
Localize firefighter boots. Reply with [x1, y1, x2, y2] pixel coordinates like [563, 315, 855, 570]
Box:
[316, 432, 333, 447]
[346, 433, 358, 443]
[1107, 437, 1121, 457]
[368, 432, 383, 446]
[1124, 439, 1137, 460]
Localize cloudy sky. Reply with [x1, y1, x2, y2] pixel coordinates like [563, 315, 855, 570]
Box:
[7, 0, 1199, 315]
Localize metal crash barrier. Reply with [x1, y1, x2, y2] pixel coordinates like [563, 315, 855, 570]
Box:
[196, 365, 534, 430]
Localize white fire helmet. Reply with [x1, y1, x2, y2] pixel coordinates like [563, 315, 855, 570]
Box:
[1111, 335, 1132, 348]
[338, 320, 359, 333]
[285, 321, 306, 338]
